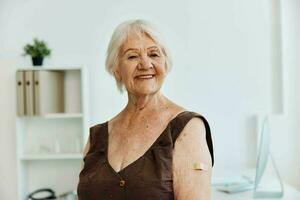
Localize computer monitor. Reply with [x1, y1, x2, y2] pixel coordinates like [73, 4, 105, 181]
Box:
[214, 116, 284, 196]
[253, 116, 284, 198]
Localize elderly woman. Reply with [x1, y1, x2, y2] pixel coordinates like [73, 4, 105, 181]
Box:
[77, 19, 214, 200]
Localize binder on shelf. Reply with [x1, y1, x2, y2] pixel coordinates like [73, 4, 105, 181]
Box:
[16, 71, 26, 116]
[25, 71, 34, 116]
[33, 71, 64, 115]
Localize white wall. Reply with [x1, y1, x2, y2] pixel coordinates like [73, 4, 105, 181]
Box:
[276, 0, 300, 189]
[0, 0, 298, 199]
[0, 60, 18, 200]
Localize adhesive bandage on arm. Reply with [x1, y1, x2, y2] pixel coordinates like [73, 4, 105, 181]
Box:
[193, 162, 209, 171]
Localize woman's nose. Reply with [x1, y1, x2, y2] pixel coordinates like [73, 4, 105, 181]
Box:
[138, 56, 153, 70]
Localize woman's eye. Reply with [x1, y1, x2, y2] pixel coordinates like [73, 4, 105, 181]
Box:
[150, 54, 159, 57]
[128, 55, 138, 59]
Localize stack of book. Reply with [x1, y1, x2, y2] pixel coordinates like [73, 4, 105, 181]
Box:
[16, 70, 64, 116]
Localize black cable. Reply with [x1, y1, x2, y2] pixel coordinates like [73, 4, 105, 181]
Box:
[27, 188, 56, 200]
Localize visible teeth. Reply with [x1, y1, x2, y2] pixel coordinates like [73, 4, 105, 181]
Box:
[137, 75, 153, 79]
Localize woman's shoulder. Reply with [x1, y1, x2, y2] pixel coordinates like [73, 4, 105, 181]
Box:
[89, 121, 108, 140]
[89, 121, 107, 131]
[174, 110, 214, 166]
[181, 112, 211, 137]
[162, 99, 209, 127]
[173, 109, 209, 124]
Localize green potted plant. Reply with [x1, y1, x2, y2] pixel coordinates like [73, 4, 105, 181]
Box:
[23, 38, 51, 66]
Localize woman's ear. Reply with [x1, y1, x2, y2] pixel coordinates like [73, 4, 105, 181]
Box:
[114, 68, 122, 82]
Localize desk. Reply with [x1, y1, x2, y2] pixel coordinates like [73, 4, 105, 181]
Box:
[212, 183, 300, 200]
[212, 168, 300, 200]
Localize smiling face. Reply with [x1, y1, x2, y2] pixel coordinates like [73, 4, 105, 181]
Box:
[114, 33, 167, 95]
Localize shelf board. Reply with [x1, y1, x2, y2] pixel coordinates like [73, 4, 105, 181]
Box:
[43, 113, 83, 118]
[20, 153, 83, 160]
[17, 66, 83, 71]
[17, 113, 83, 119]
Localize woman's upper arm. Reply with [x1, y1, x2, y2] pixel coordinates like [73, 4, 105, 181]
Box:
[173, 117, 213, 200]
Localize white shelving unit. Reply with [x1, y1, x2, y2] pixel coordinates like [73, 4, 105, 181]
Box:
[15, 66, 89, 200]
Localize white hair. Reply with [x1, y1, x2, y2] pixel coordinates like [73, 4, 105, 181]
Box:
[105, 19, 172, 93]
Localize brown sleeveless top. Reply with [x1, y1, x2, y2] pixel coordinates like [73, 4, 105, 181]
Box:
[77, 111, 214, 200]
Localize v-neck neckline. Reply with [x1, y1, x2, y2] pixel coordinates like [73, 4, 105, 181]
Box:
[104, 110, 188, 175]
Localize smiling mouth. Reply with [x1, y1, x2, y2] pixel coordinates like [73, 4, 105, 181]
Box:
[135, 75, 155, 79]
